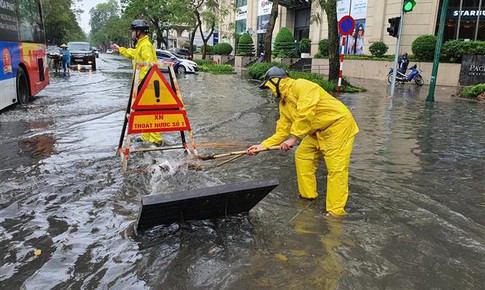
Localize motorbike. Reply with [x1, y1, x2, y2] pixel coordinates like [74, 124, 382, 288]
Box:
[387, 64, 424, 86]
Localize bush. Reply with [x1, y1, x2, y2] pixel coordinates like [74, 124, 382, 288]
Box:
[198, 63, 234, 74]
[299, 38, 311, 53]
[213, 43, 233, 55]
[193, 59, 213, 66]
[369, 42, 388, 57]
[248, 62, 365, 93]
[273, 27, 297, 58]
[318, 39, 330, 57]
[236, 33, 255, 56]
[204, 45, 213, 55]
[247, 62, 289, 80]
[459, 83, 485, 98]
[412, 35, 437, 61]
[442, 40, 485, 63]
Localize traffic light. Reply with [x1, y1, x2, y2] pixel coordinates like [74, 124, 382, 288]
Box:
[403, 0, 416, 13]
[387, 17, 401, 38]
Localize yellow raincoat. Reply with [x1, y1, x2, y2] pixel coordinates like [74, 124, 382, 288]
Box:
[261, 78, 359, 215]
[119, 35, 163, 144]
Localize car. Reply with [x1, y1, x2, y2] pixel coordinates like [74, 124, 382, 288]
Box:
[155, 49, 198, 74]
[67, 41, 97, 70]
[169, 47, 192, 60]
[106, 48, 113, 54]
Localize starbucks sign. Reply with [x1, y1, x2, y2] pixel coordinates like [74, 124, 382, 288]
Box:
[460, 55, 485, 86]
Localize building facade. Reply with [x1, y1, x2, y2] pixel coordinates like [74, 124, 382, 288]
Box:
[218, 0, 484, 56]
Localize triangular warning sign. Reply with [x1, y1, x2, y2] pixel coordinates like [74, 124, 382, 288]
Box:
[132, 65, 183, 110]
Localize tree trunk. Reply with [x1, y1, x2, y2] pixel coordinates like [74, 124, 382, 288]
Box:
[189, 25, 199, 59]
[263, 0, 279, 62]
[322, 0, 339, 82]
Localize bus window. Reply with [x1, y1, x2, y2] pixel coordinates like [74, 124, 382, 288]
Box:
[17, 0, 45, 43]
[0, 0, 19, 42]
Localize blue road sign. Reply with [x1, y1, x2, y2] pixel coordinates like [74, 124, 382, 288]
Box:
[338, 15, 355, 36]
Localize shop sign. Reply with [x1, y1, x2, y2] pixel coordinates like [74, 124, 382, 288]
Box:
[460, 55, 485, 86]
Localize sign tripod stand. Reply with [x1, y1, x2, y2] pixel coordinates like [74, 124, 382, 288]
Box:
[117, 63, 198, 172]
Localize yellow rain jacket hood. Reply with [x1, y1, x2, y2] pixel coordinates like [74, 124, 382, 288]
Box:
[119, 35, 157, 83]
[261, 78, 359, 149]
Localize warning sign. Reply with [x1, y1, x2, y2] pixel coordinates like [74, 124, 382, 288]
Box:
[128, 110, 190, 134]
[132, 65, 183, 110]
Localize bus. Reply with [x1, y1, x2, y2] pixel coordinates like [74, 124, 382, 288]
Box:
[0, 0, 49, 111]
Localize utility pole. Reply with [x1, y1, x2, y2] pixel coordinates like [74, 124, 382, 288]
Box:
[426, 0, 450, 102]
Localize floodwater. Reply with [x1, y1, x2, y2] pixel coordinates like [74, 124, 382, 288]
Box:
[1, 54, 484, 289]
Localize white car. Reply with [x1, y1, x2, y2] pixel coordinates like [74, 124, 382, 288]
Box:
[155, 49, 198, 74]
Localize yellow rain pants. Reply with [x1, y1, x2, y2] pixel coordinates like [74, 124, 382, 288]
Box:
[296, 134, 355, 215]
[261, 77, 359, 215]
[119, 35, 163, 144]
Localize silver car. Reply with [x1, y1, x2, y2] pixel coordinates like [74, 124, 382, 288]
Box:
[155, 49, 198, 74]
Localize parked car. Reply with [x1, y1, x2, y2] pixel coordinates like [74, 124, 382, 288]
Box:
[169, 47, 192, 60]
[68, 42, 96, 70]
[155, 49, 198, 74]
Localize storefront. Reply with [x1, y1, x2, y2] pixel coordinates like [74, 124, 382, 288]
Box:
[437, 0, 484, 41]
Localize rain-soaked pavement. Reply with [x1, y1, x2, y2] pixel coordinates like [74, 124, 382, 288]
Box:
[1, 54, 484, 289]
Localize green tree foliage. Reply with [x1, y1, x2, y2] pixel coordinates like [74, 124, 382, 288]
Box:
[121, 0, 175, 49]
[89, 0, 119, 33]
[236, 33, 255, 56]
[412, 35, 437, 61]
[317, 0, 339, 81]
[213, 43, 233, 55]
[369, 42, 388, 57]
[43, 0, 86, 45]
[273, 27, 297, 58]
[89, 0, 129, 49]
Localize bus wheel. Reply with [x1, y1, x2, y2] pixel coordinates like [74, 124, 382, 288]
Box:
[16, 67, 30, 104]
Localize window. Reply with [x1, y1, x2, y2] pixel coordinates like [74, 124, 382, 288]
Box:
[236, 0, 247, 7]
[16, 0, 45, 43]
[236, 19, 246, 35]
[437, 0, 485, 41]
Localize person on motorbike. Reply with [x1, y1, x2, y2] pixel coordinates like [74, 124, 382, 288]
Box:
[398, 52, 409, 74]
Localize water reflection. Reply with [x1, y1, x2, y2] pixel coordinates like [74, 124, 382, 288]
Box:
[0, 58, 484, 289]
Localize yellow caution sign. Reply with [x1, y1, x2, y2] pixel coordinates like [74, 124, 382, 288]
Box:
[128, 110, 190, 134]
[132, 65, 183, 110]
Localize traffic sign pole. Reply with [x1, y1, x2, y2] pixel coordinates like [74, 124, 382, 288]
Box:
[390, 2, 405, 97]
[337, 35, 346, 94]
[337, 15, 355, 95]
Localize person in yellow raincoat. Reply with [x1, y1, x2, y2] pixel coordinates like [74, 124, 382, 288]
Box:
[113, 19, 163, 145]
[247, 66, 359, 217]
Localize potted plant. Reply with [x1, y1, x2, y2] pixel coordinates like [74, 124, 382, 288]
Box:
[299, 38, 311, 58]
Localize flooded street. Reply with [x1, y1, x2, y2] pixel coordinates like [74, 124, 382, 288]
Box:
[1, 54, 484, 289]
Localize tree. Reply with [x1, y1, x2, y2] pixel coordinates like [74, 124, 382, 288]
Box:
[121, 0, 174, 49]
[89, 0, 125, 49]
[318, 0, 339, 82]
[89, 0, 120, 33]
[43, 0, 86, 45]
[172, 0, 229, 59]
[263, 0, 279, 62]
